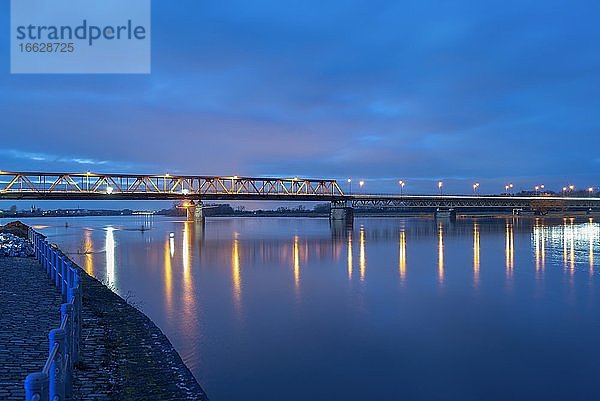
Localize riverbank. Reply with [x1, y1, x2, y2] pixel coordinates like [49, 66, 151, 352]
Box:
[0, 222, 208, 401]
[73, 264, 208, 400]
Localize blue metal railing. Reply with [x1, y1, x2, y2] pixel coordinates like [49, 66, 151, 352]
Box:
[24, 228, 82, 401]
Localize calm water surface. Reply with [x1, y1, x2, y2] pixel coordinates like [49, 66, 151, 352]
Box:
[12, 216, 600, 401]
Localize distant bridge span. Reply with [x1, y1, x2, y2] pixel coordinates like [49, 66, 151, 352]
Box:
[1, 171, 600, 219]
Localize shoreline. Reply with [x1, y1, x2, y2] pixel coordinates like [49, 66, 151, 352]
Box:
[72, 255, 208, 400]
[0, 219, 208, 401]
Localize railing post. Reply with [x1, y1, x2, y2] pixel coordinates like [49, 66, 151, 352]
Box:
[43, 242, 49, 275]
[50, 246, 56, 281]
[49, 328, 66, 401]
[54, 250, 61, 289]
[68, 285, 80, 364]
[25, 371, 49, 401]
[61, 303, 74, 399]
[60, 256, 68, 299]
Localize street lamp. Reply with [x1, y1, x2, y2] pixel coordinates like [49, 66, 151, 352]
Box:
[535, 186, 540, 195]
[589, 187, 594, 197]
[359, 180, 365, 193]
[473, 182, 480, 195]
[562, 186, 567, 196]
[347, 178, 352, 194]
[399, 180, 405, 196]
[438, 181, 443, 196]
[569, 185, 575, 194]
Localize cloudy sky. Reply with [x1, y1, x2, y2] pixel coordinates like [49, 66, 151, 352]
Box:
[1, 0, 600, 203]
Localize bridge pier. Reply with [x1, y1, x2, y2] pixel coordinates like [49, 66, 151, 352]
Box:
[330, 201, 354, 222]
[185, 201, 204, 222]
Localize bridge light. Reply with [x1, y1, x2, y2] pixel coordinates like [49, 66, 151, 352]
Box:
[182, 189, 189, 195]
[165, 173, 170, 177]
[233, 176, 238, 180]
[569, 185, 575, 192]
[359, 180, 364, 187]
[106, 186, 114, 195]
[438, 181, 443, 195]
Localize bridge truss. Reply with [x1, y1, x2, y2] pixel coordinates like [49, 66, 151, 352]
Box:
[0, 171, 345, 201]
[350, 195, 600, 212]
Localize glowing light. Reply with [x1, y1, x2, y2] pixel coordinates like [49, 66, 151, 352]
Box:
[347, 178, 352, 183]
[182, 189, 190, 195]
[359, 180, 365, 187]
[106, 186, 114, 195]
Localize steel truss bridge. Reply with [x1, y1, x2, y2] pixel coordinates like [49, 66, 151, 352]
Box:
[1, 171, 600, 214]
[0, 171, 343, 201]
[348, 195, 600, 213]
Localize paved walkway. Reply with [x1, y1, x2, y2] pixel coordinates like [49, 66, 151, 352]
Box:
[0, 257, 63, 401]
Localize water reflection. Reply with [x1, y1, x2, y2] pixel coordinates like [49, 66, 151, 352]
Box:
[399, 230, 406, 282]
[232, 234, 241, 312]
[84, 229, 94, 275]
[437, 223, 444, 284]
[293, 235, 300, 290]
[473, 223, 480, 286]
[31, 216, 600, 401]
[359, 226, 366, 282]
[347, 232, 353, 280]
[505, 221, 514, 275]
[164, 238, 173, 312]
[105, 227, 115, 287]
[589, 219, 595, 273]
[183, 222, 194, 319]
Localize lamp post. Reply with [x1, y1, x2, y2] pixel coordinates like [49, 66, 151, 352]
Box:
[399, 180, 405, 197]
[438, 181, 443, 196]
[473, 182, 479, 196]
[589, 187, 594, 197]
[562, 186, 567, 196]
[347, 178, 352, 194]
[359, 180, 365, 193]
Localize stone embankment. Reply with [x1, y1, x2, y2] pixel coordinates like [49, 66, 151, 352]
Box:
[0, 221, 208, 400]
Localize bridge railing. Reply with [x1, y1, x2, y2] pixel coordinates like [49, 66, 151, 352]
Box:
[24, 229, 82, 401]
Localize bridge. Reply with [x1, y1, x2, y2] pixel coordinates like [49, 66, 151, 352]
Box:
[1, 171, 599, 221]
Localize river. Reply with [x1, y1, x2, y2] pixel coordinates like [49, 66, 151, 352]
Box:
[11, 215, 600, 401]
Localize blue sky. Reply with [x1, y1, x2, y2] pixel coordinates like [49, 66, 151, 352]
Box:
[1, 0, 600, 208]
